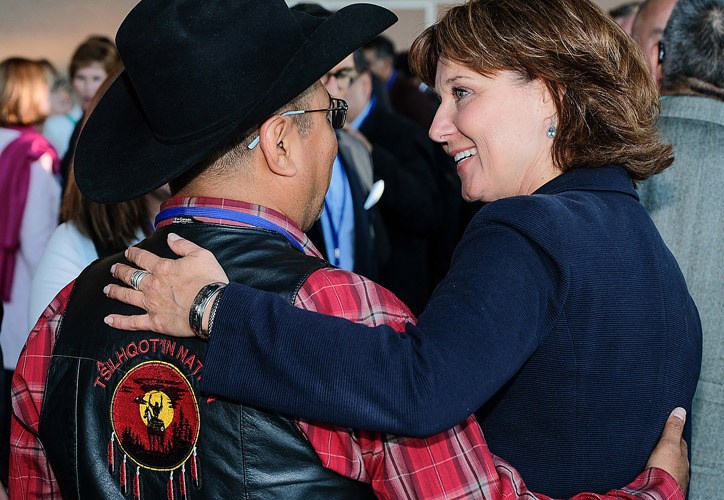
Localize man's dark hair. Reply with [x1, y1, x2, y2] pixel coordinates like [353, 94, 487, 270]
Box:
[394, 50, 412, 78]
[352, 48, 370, 73]
[662, 0, 724, 93]
[351, 48, 392, 110]
[363, 35, 395, 60]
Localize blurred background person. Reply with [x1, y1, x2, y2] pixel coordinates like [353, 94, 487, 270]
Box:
[637, 0, 724, 496]
[29, 63, 171, 325]
[57, 36, 120, 193]
[363, 35, 469, 286]
[41, 58, 81, 159]
[69, 36, 116, 112]
[363, 35, 436, 130]
[631, 0, 678, 83]
[28, 166, 169, 326]
[324, 48, 441, 314]
[0, 56, 60, 489]
[37, 59, 75, 117]
[291, 3, 388, 281]
[609, 1, 642, 34]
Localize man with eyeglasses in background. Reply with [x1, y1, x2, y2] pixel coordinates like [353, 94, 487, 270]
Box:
[292, 3, 388, 283]
[321, 47, 442, 315]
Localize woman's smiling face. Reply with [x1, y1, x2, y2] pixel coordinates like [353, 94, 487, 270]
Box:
[429, 59, 561, 202]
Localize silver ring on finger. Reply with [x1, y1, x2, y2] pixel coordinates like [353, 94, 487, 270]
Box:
[129, 270, 150, 291]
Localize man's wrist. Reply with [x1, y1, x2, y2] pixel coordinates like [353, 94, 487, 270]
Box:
[190, 282, 227, 340]
[205, 286, 225, 340]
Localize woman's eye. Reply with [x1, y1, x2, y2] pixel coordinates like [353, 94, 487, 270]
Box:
[452, 87, 469, 100]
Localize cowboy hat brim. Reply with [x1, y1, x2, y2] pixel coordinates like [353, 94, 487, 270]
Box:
[75, 4, 397, 203]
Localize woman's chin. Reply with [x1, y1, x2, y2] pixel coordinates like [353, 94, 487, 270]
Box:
[461, 189, 484, 203]
[460, 182, 492, 203]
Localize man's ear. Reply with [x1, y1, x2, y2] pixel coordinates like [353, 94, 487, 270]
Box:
[360, 71, 373, 98]
[258, 115, 298, 178]
[384, 55, 394, 72]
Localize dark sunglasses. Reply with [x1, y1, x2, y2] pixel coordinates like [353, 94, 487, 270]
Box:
[248, 97, 348, 150]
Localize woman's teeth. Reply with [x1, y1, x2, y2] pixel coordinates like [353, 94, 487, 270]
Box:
[454, 148, 477, 164]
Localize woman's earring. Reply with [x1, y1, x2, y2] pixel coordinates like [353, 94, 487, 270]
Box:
[546, 123, 557, 139]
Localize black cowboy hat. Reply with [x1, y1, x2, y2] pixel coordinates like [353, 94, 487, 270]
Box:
[75, 0, 396, 203]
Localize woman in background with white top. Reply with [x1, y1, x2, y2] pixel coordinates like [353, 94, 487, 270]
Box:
[28, 168, 169, 326]
[0, 56, 60, 491]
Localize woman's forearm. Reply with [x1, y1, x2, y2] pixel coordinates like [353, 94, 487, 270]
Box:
[200, 226, 561, 436]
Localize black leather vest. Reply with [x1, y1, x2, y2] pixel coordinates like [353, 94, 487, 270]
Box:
[39, 222, 374, 499]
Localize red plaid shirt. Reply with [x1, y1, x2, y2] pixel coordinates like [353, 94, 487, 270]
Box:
[10, 197, 683, 500]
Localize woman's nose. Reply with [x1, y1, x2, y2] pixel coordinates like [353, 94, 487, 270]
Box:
[429, 104, 455, 143]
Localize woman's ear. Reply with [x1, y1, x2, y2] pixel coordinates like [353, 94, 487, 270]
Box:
[540, 81, 562, 122]
[540, 80, 564, 105]
[258, 115, 298, 178]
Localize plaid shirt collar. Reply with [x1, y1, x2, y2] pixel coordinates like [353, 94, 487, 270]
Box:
[156, 196, 323, 259]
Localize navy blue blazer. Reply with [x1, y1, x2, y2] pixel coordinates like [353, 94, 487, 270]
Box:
[360, 102, 441, 314]
[203, 165, 702, 496]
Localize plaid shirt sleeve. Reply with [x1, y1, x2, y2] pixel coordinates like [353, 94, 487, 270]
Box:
[8, 282, 73, 500]
[294, 268, 683, 500]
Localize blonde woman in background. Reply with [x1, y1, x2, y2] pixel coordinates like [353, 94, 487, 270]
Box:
[0, 57, 60, 491]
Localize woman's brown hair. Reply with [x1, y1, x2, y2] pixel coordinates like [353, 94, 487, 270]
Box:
[69, 36, 121, 79]
[61, 164, 152, 255]
[0, 58, 49, 126]
[60, 64, 154, 255]
[410, 0, 673, 180]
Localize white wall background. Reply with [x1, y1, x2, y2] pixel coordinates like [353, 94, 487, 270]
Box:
[0, 0, 629, 77]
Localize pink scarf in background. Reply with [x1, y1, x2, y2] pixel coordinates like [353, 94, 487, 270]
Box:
[0, 126, 60, 302]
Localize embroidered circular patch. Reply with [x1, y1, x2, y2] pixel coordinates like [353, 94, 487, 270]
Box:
[111, 361, 200, 471]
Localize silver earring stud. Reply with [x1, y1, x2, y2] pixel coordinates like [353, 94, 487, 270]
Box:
[546, 123, 556, 139]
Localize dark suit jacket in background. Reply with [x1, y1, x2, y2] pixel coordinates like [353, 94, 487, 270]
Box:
[307, 131, 388, 281]
[375, 76, 480, 293]
[387, 73, 436, 131]
[360, 102, 442, 314]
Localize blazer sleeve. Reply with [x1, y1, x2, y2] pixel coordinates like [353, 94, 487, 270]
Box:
[201, 215, 566, 437]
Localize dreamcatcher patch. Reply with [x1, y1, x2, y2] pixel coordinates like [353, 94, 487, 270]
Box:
[109, 361, 201, 499]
